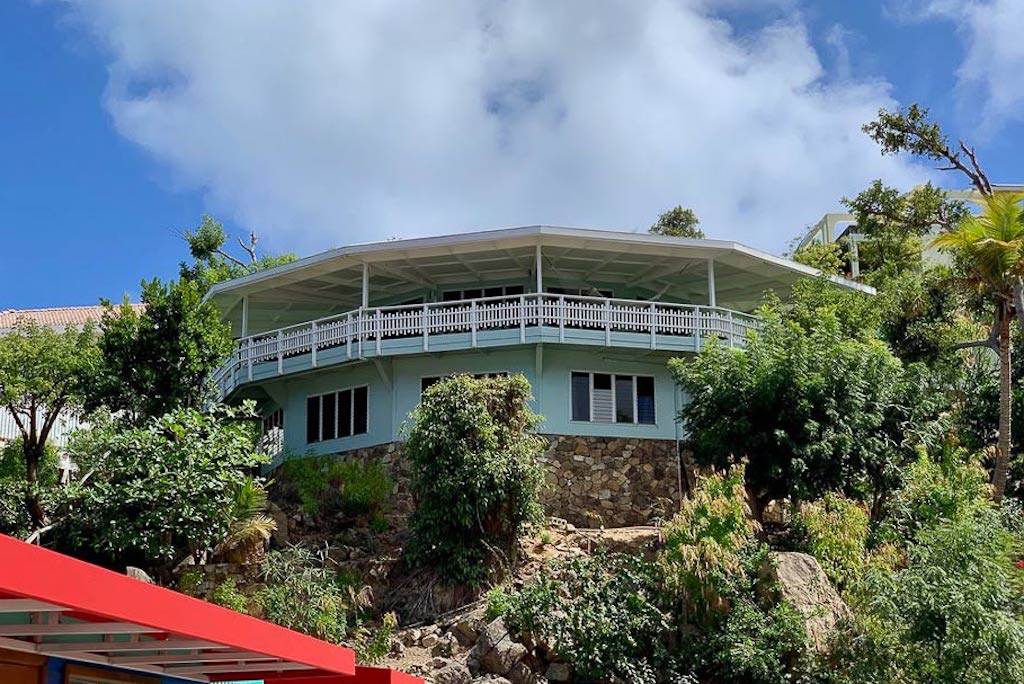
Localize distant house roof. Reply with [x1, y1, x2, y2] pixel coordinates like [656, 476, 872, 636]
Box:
[0, 303, 145, 332]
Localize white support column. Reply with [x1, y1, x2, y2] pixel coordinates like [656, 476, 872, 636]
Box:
[535, 244, 543, 294]
[361, 262, 369, 309]
[311, 320, 318, 367]
[707, 258, 717, 308]
[240, 296, 249, 338]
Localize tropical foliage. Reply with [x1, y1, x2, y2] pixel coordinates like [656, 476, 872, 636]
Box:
[403, 374, 546, 585]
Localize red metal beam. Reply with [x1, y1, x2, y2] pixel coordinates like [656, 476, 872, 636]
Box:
[0, 534, 355, 676]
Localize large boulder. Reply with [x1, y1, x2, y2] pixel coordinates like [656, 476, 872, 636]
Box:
[432, 661, 471, 684]
[769, 552, 852, 651]
[471, 618, 529, 679]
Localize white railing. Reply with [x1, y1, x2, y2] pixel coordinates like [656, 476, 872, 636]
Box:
[211, 293, 761, 396]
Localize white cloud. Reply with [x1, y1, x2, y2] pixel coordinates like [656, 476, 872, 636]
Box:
[60, 0, 926, 252]
[912, 0, 1024, 134]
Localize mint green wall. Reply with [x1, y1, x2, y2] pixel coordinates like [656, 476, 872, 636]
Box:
[271, 344, 688, 458]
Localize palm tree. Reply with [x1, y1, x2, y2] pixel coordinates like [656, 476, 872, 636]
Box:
[933, 192, 1024, 500]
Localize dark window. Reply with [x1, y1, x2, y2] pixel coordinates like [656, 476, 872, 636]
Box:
[442, 290, 461, 302]
[571, 372, 590, 421]
[462, 288, 482, 300]
[353, 386, 368, 435]
[421, 376, 441, 393]
[484, 287, 504, 298]
[338, 389, 352, 438]
[572, 373, 655, 425]
[306, 396, 321, 444]
[615, 375, 635, 424]
[321, 393, 337, 440]
[505, 284, 525, 296]
[637, 376, 656, 424]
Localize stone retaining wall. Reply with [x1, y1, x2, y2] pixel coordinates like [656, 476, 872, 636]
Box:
[315, 435, 684, 528]
[538, 436, 682, 527]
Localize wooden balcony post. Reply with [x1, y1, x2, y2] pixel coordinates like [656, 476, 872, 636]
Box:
[604, 299, 611, 346]
[650, 302, 657, 350]
[707, 258, 717, 307]
[422, 303, 429, 351]
[311, 321, 318, 367]
[346, 312, 353, 359]
[519, 294, 527, 343]
[276, 330, 283, 375]
[375, 309, 382, 355]
[470, 299, 478, 347]
[246, 338, 253, 381]
[558, 296, 565, 343]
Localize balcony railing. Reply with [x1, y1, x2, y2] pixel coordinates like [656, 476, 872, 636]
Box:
[212, 293, 761, 396]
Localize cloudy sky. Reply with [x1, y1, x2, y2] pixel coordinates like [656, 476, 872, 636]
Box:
[2, 0, 1023, 307]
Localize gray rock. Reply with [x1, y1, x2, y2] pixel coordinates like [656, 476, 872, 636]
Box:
[769, 551, 853, 652]
[507, 661, 538, 684]
[126, 567, 154, 584]
[471, 618, 527, 677]
[544, 662, 571, 682]
[421, 632, 440, 649]
[433, 661, 471, 684]
[452, 618, 481, 646]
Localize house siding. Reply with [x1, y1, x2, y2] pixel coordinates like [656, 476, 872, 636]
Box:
[266, 344, 689, 461]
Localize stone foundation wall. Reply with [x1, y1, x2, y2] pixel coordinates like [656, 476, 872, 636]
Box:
[315, 435, 683, 528]
[538, 436, 682, 527]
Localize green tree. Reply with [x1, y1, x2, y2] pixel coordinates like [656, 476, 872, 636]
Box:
[650, 205, 705, 238]
[0, 320, 98, 529]
[179, 214, 296, 289]
[671, 282, 946, 518]
[403, 374, 546, 585]
[59, 404, 267, 572]
[933, 193, 1024, 501]
[89, 278, 233, 421]
[841, 180, 969, 282]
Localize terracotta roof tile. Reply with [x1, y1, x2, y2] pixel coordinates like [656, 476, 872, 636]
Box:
[0, 304, 145, 331]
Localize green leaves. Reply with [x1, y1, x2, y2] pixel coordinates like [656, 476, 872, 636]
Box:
[671, 279, 944, 515]
[650, 205, 705, 239]
[403, 374, 545, 585]
[59, 403, 267, 569]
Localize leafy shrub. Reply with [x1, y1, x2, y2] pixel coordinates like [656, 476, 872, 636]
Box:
[701, 595, 810, 684]
[255, 545, 367, 644]
[59, 404, 267, 570]
[791, 493, 870, 590]
[176, 567, 203, 597]
[502, 552, 672, 683]
[878, 447, 990, 544]
[352, 611, 398, 665]
[671, 281, 946, 516]
[278, 456, 392, 518]
[484, 584, 514, 621]
[0, 438, 61, 538]
[210, 577, 248, 612]
[845, 510, 1024, 683]
[660, 465, 759, 614]
[403, 374, 546, 585]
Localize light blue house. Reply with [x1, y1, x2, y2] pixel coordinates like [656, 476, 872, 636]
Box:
[206, 226, 869, 524]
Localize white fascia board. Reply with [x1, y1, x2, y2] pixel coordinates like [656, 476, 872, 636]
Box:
[204, 225, 874, 303]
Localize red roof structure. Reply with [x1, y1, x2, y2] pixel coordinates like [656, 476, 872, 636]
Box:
[0, 304, 145, 331]
[0, 534, 421, 683]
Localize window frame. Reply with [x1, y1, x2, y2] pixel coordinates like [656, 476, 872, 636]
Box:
[420, 372, 508, 395]
[569, 370, 656, 426]
[440, 284, 525, 301]
[305, 384, 369, 444]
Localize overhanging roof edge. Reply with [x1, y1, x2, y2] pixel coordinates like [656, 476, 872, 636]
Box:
[203, 225, 874, 302]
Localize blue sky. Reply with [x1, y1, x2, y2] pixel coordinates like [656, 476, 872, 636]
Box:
[2, 0, 1022, 309]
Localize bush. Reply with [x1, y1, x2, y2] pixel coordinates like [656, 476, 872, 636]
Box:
[702, 595, 810, 684]
[278, 456, 392, 518]
[403, 374, 546, 585]
[660, 465, 759, 615]
[58, 404, 267, 571]
[845, 510, 1024, 683]
[210, 577, 248, 612]
[502, 552, 672, 683]
[255, 546, 366, 644]
[791, 493, 870, 590]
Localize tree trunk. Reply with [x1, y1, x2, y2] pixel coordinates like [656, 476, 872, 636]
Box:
[994, 305, 1013, 502]
[22, 440, 46, 530]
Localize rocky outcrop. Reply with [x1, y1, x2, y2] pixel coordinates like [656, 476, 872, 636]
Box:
[769, 552, 852, 651]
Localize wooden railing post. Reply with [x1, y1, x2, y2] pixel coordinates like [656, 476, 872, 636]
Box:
[422, 303, 429, 351]
[558, 296, 565, 343]
[375, 308, 382, 355]
[470, 300, 478, 347]
[310, 321, 318, 367]
[520, 294, 527, 343]
[276, 330, 284, 375]
[650, 302, 657, 350]
[246, 338, 253, 381]
[604, 299, 612, 346]
[346, 312, 353, 359]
